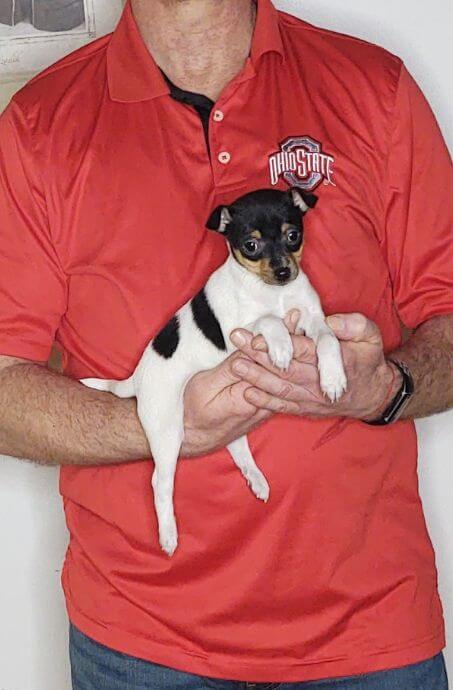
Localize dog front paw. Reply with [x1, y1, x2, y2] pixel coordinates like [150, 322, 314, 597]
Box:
[319, 363, 348, 402]
[266, 331, 294, 371]
[317, 334, 348, 402]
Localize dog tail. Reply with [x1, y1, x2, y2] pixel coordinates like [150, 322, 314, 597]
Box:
[80, 375, 136, 399]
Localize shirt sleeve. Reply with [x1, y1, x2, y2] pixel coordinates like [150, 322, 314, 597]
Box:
[0, 99, 67, 362]
[383, 63, 453, 329]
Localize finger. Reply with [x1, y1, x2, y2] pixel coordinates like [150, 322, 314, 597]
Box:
[243, 387, 302, 415]
[248, 332, 317, 366]
[251, 333, 268, 353]
[291, 335, 317, 364]
[231, 331, 287, 371]
[244, 384, 339, 416]
[231, 328, 274, 355]
[326, 313, 382, 346]
[284, 309, 301, 334]
[217, 355, 243, 383]
[245, 321, 303, 352]
[216, 379, 259, 416]
[218, 380, 274, 424]
[231, 357, 312, 403]
[250, 406, 274, 426]
[203, 350, 253, 392]
[231, 330, 317, 373]
[231, 329, 270, 361]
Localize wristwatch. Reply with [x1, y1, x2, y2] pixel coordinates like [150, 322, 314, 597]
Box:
[365, 359, 414, 426]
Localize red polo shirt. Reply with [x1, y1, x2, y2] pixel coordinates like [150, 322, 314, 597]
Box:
[0, 0, 452, 682]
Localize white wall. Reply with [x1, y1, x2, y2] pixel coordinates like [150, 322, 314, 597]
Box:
[0, 1, 452, 689]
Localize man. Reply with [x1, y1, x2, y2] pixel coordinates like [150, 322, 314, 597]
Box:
[0, 0, 452, 688]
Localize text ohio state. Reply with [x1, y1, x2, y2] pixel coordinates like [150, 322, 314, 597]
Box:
[269, 148, 335, 186]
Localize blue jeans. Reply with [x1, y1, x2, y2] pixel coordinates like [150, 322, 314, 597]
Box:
[69, 624, 448, 689]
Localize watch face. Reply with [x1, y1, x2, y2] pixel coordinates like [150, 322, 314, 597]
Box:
[386, 360, 415, 423]
[366, 360, 414, 425]
[392, 360, 415, 395]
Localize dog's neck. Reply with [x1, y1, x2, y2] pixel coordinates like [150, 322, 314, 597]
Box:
[224, 253, 300, 298]
[205, 254, 304, 338]
[226, 253, 263, 291]
[130, 0, 256, 100]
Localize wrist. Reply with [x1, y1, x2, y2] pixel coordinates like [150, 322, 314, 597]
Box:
[123, 398, 153, 459]
[180, 431, 205, 458]
[181, 415, 213, 458]
[361, 360, 403, 423]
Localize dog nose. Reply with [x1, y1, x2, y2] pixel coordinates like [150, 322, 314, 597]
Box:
[275, 267, 291, 282]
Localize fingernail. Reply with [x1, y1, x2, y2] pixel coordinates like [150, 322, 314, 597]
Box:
[233, 360, 249, 375]
[252, 337, 265, 351]
[230, 331, 246, 346]
[327, 316, 345, 332]
[246, 389, 260, 403]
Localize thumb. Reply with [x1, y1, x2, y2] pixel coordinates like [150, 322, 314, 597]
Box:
[216, 351, 252, 385]
[326, 313, 383, 346]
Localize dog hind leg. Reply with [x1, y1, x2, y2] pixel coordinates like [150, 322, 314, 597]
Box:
[137, 392, 184, 556]
[227, 435, 270, 502]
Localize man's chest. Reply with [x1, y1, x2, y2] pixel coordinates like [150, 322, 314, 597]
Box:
[47, 72, 399, 376]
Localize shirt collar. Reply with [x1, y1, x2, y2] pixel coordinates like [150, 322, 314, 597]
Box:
[107, 0, 284, 103]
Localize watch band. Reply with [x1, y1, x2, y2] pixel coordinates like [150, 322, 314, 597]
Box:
[365, 359, 414, 426]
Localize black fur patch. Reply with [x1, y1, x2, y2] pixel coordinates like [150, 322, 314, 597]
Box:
[191, 289, 226, 351]
[152, 316, 180, 359]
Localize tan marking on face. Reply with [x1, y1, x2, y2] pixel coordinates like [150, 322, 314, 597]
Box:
[233, 250, 284, 285]
[250, 229, 262, 239]
[259, 257, 278, 284]
[233, 248, 262, 276]
[289, 251, 302, 279]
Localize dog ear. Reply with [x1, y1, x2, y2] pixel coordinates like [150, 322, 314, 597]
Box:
[206, 206, 232, 234]
[290, 188, 318, 214]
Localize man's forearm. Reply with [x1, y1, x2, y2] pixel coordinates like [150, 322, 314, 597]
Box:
[0, 363, 150, 466]
[2, 313, 450, 467]
[391, 314, 453, 419]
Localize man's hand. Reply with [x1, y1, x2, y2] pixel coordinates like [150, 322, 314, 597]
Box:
[181, 311, 301, 457]
[180, 353, 272, 457]
[229, 313, 402, 422]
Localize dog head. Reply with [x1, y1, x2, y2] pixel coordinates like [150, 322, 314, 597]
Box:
[206, 188, 317, 286]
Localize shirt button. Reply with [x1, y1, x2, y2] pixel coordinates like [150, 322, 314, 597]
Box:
[218, 151, 231, 164]
[213, 109, 224, 122]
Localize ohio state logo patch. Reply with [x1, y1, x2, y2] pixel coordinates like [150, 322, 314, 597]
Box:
[269, 136, 336, 191]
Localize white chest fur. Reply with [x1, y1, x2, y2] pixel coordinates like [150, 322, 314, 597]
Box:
[206, 256, 312, 349]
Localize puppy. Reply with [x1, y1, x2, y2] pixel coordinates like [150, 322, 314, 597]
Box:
[82, 188, 347, 556]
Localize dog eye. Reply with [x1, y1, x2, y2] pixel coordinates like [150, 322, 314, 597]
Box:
[287, 229, 301, 245]
[242, 239, 261, 257]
